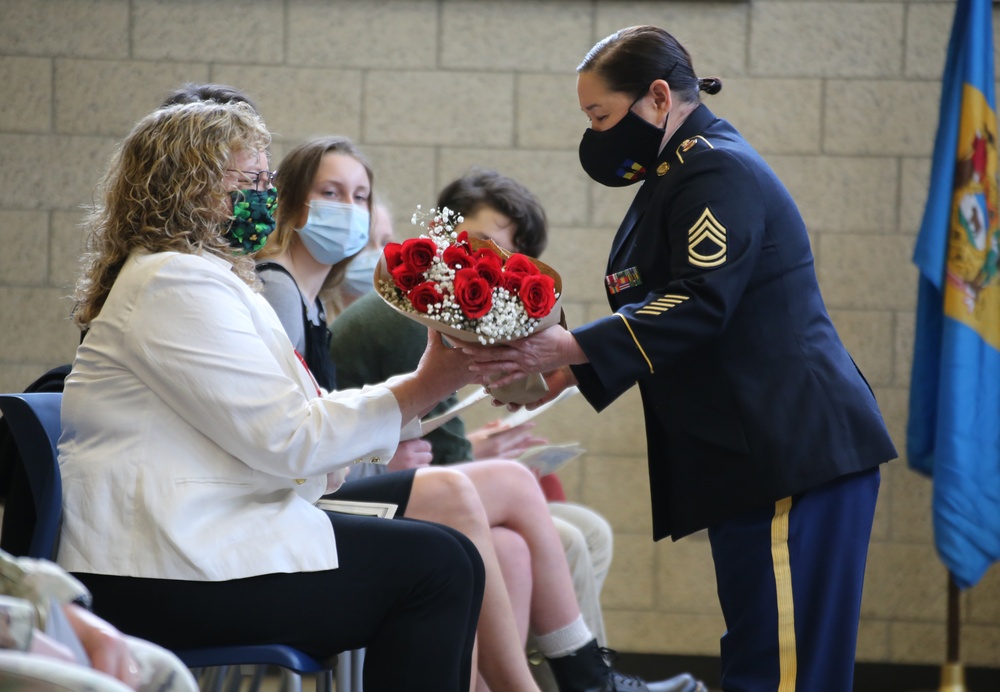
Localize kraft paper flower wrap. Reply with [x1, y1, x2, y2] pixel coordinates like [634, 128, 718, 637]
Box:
[374, 207, 564, 405]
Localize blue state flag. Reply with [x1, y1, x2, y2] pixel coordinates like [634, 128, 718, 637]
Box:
[908, 0, 1000, 590]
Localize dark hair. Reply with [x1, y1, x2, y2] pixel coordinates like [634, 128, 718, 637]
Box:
[161, 83, 260, 112]
[436, 169, 548, 258]
[260, 136, 375, 294]
[577, 25, 721, 103]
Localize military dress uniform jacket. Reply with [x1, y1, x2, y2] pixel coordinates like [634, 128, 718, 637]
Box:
[570, 105, 897, 541]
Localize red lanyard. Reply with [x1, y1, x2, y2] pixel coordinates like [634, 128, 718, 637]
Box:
[293, 349, 322, 396]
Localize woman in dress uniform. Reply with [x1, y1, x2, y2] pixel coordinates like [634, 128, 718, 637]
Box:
[464, 25, 897, 692]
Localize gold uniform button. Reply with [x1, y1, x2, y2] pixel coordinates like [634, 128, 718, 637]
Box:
[371, 457, 380, 464]
[294, 478, 306, 485]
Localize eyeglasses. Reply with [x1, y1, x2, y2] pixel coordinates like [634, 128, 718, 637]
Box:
[228, 169, 277, 191]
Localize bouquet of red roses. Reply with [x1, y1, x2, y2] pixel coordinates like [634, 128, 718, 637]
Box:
[375, 206, 563, 403]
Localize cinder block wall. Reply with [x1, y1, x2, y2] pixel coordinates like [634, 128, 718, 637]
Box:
[2, 0, 998, 667]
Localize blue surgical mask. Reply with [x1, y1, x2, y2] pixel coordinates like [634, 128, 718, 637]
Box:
[296, 200, 370, 265]
[343, 246, 382, 296]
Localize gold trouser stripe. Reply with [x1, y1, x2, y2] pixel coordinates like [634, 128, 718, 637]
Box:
[615, 313, 654, 374]
[771, 497, 797, 692]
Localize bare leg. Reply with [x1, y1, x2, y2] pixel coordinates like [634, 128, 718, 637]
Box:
[476, 527, 532, 692]
[454, 460, 581, 636]
[405, 467, 541, 692]
[490, 526, 532, 644]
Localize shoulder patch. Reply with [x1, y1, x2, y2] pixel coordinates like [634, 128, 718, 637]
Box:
[675, 135, 715, 164]
[687, 207, 727, 268]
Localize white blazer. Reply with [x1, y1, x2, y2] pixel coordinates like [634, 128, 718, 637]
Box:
[57, 251, 406, 581]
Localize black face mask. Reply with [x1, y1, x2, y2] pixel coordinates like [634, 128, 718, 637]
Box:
[578, 108, 667, 187]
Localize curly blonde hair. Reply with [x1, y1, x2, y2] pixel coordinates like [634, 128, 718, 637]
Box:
[73, 100, 271, 328]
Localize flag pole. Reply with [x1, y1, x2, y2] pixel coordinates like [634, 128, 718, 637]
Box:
[939, 572, 965, 692]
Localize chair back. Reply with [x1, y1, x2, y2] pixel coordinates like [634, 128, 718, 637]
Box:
[0, 393, 64, 560]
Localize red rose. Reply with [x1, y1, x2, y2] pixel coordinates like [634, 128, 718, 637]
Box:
[503, 271, 525, 295]
[474, 253, 503, 288]
[391, 263, 422, 293]
[408, 281, 442, 313]
[400, 237, 438, 272]
[503, 253, 540, 275]
[383, 242, 403, 271]
[456, 230, 471, 250]
[443, 244, 475, 270]
[454, 267, 493, 319]
[518, 273, 556, 318]
[473, 248, 499, 262]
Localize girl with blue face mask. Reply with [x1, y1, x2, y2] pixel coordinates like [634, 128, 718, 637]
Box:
[255, 137, 374, 391]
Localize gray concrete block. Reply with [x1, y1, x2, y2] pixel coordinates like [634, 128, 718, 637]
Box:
[56, 60, 210, 136]
[824, 80, 940, 157]
[516, 73, 584, 151]
[0, 211, 49, 285]
[0, 57, 52, 133]
[815, 232, 918, 310]
[828, 309, 894, 386]
[0, 0, 128, 58]
[364, 71, 514, 146]
[132, 0, 280, 63]
[287, 0, 438, 69]
[596, 1, 749, 77]
[0, 287, 79, 364]
[769, 155, 900, 233]
[441, 0, 592, 72]
[708, 78, 821, 155]
[212, 65, 362, 142]
[750, 2, 904, 77]
[0, 134, 119, 211]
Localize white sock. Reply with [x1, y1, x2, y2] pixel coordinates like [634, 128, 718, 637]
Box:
[535, 615, 593, 659]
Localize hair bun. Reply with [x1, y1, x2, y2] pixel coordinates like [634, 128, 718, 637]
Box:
[698, 77, 722, 95]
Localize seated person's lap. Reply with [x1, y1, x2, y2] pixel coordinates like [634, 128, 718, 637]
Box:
[74, 511, 480, 659]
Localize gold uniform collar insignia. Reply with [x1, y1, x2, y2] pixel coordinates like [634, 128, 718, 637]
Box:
[675, 135, 714, 164]
[687, 207, 727, 268]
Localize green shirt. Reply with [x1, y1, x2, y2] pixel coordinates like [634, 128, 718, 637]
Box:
[329, 290, 473, 465]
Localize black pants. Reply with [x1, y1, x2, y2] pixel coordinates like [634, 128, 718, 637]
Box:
[328, 467, 416, 511]
[75, 513, 484, 692]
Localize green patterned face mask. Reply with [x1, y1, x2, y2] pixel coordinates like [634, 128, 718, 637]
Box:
[225, 187, 277, 253]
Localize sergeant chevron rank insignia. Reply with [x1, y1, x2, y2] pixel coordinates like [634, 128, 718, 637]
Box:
[687, 207, 727, 268]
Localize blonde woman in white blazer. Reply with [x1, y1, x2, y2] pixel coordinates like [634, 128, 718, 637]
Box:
[57, 101, 484, 692]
